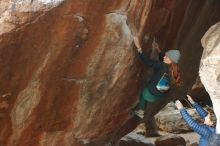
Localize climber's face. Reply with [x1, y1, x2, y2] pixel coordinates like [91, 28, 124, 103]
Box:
[163, 56, 172, 64]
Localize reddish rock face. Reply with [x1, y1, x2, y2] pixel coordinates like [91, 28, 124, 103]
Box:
[0, 0, 220, 146]
[0, 1, 152, 145]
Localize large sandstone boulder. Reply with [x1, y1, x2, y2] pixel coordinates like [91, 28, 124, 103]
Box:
[0, 0, 65, 35]
[0, 0, 191, 145]
[0, 0, 220, 146]
[199, 22, 220, 133]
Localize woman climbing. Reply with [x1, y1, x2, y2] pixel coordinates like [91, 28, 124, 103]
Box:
[133, 36, 182, 119]
[175, 95, 217, 146]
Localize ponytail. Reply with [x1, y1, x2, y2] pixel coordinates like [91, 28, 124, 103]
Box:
[170, 63, 183, 86]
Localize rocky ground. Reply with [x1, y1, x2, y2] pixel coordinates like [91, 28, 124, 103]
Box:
[120, 102, 216, 146]
[121, 131, 199, 146]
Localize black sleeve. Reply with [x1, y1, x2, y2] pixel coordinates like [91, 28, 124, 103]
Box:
[138, 52, 161, 69]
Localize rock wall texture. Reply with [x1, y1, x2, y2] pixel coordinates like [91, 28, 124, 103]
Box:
[169, 0, 220, 99]
[199, 22, 220, 134]
[155, 103, 202, 133]
[0, 0, 220, 146]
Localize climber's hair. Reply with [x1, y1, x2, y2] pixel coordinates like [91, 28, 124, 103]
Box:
[170, 63, 183, 86]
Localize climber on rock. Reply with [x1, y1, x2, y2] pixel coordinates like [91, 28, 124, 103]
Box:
[133, 36, 182, 137]
[175, 95, 217, 146]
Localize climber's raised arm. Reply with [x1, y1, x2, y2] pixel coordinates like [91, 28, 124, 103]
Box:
[133, 36, 161, 69]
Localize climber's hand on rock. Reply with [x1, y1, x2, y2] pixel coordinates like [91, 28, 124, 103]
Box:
[175, 100, 184, 110]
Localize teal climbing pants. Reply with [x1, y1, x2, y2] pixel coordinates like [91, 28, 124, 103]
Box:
[139, 88, 162, 110]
